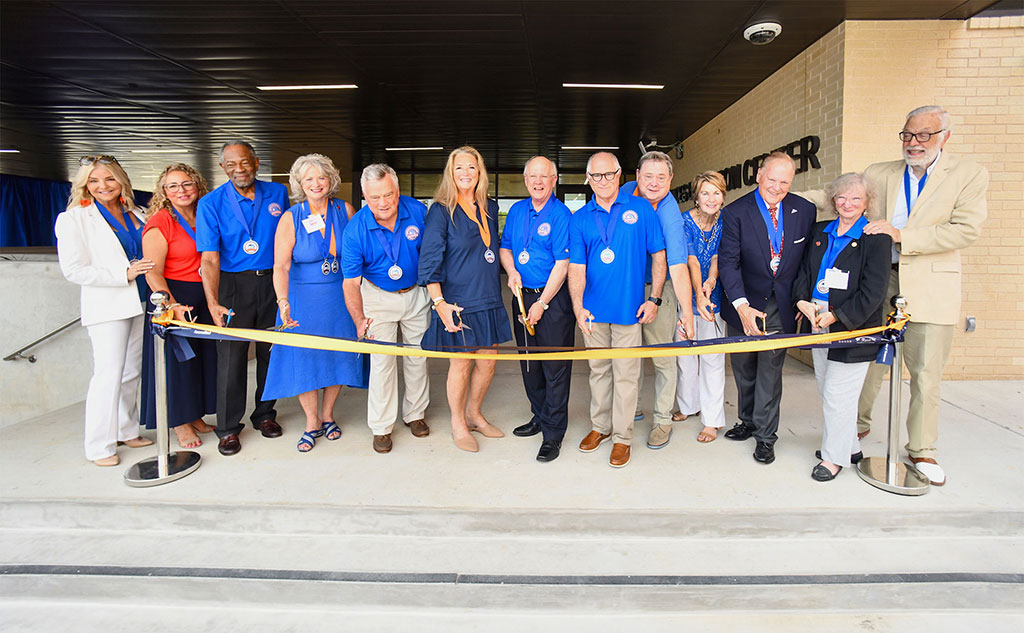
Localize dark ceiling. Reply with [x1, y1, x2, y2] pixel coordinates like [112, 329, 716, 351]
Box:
[0, 0, 1001, 187]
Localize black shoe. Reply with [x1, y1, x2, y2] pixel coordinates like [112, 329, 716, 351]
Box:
[254, 419, 282, 438]
[217, 434, 241, 456]
[815, 450, 863, 464]
[513, 420, 542, 437]
[537, 440, 561, 462]
[724, 423, 754, 441]
[753, 441, 775, 464]
[811, 462, 841, 481]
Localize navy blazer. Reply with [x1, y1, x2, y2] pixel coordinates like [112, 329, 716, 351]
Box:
[718, 190, 816, 333]
[792, 221, 892, 363]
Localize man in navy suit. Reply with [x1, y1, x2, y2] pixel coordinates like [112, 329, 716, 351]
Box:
[718, 152, 816, 464]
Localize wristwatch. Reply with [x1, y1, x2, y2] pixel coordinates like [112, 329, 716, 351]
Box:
[648, 296, 663, 306]
[537, 299, 550, 311]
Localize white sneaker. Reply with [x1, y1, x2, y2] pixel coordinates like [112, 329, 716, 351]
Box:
[910, 457, 946, 487]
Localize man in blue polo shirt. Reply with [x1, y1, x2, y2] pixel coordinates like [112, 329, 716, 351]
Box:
[499, 155, 574, 463]
[342, 163, 431, 454]
[621, 151, 695, 449]
[197, 141, 289, 456]
[569, 152, 667, 468]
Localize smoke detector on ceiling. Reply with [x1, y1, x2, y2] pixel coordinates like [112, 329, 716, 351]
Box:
[744, 22, 782, 45]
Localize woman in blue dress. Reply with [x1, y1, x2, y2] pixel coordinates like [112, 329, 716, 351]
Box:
[263, 153, 365, 452]
[675, 171, 728, 443]
[418, 146, 512, 453]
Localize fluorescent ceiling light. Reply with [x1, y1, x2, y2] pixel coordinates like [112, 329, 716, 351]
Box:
[131, 149, 189, 154]
[562, 83, 663, 90]
[0, 149, 20, 153]
[257, 84, 358, 91]
[561, 146, 619, 150]
[385, 146, 444, 151]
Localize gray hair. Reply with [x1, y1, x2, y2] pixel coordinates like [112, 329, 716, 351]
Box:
[637, 151, 673, 176]
[585, 152, 621, 175]
[288, 153, 341, 203]
[219, 140, 257, 162]
[523, 155, 558, 178]
[906, 105, 952, 136]
[760, 150, 796, 171]
[825, 172, 876, 216]
[360, 163, 400, 191]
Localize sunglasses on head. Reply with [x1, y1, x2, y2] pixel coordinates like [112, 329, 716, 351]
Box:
[79, 155, 120, 166]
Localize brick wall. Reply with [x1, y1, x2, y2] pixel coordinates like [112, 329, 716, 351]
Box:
[672, 18, 1024, 379]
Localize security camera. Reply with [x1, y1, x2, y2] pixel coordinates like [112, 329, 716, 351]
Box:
[744, 22, 782, 45]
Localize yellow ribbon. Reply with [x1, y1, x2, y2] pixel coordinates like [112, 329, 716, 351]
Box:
[160, 317, 909, 362]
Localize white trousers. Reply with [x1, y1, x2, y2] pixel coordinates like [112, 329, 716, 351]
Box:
[675, 312, 726, 429]
[812, 347, 867, 468]
[84, 315, 144, 460]
[361, 282, 431, 435]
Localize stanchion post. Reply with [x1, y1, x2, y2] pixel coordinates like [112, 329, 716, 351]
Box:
[856, 296, 929, 495]
[124, 291, 202, 487]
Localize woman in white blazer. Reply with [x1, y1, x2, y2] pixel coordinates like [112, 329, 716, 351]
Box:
[55, 155, 156, 466]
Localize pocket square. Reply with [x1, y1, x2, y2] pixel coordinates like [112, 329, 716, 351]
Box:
[790, 209, 798, 214]
[793, 237, 805, 244]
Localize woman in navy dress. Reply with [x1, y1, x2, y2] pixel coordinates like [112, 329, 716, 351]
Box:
[263, 153, 365, 452]
[140, 163, 217, 448]
[418, 146, 512, 452]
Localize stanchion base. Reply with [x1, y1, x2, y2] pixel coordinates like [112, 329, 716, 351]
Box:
[124, 451, 201, 488]
[856, 456, 930, 496]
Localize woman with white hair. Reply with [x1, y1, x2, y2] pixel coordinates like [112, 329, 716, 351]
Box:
[54, 155, 155, 466]
[262, 153, 365, 453]
[794, 172, 891, 481]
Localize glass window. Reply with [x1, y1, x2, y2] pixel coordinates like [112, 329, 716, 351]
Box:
[559, 173, 586, 185]
[414, 173, 441, 199]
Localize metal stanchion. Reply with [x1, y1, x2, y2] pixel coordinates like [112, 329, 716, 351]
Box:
[856, 296, 929, 495]
[125, 291, 202, 487]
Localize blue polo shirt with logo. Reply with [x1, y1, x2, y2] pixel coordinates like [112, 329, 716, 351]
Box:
[499, 196, 570, 289]
[341, 195, 427, 291]
[196, 179, 288, 272]
[620, 180, 688, 284]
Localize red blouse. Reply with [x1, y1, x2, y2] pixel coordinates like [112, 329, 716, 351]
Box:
[143, 209, 202, 282]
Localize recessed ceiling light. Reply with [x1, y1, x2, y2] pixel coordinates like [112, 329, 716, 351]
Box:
[0, 149, 20, 153]
[561, 146, 620, 150]
[257, 84, 358, 91]
[562, 83, 663, 90]
[385, 146, 444, 151]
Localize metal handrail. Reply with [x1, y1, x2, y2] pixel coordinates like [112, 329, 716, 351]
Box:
[3, 317, 80, 362]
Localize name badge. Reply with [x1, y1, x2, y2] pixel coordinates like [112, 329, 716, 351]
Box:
[824, 267, 849, 291]
[302, 214, 326, 233]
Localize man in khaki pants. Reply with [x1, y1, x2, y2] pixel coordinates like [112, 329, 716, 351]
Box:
[342, 164, 431, 454]
[805, 106, 988, 486]
[568, 152, 667, 468]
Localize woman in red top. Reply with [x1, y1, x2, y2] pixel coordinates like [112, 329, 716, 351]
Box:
[140, 163, 217, 448]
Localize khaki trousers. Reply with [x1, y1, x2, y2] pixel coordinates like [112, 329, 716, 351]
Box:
[858, 269, 954, 458]
[583, 322, 642, 444]
[361, 282, 432, 435]
[638, 282, 678, 425]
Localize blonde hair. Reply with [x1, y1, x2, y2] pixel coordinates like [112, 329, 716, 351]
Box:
[690, 170, 727, 202]
[433, 146, 490, 219]
[146, 163, 210, 219]
[68, 156, 136, 210]
[288, 153, 341, 204]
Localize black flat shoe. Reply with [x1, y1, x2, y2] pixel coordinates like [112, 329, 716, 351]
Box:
[513, 420, 542, 437]
[815, 450, 863, 464]
[724, 423, 754, 441]
[753, 441, 775, 464]
[811, 462, 842, 481]
[536, 440, 561, 462]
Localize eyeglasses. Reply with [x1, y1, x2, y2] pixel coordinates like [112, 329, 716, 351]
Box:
[164, 181, 198, 193]
[898, 130, 945, 143]
[587, 169, 620, 182]
[79, 155, 119, 166]
[834, 195, 864, 206]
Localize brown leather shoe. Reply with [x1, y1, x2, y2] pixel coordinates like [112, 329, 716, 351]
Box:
[857, 428, 870, 440]
[405, 419, 430, 437]
[578, 430, 611, 453]
[254, 419, 282, 438]
[373, 434, 392, 454]
[609, 443, 631, 468]
[217, 434, 241, 456]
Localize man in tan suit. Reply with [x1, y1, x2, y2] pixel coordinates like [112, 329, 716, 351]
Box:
[845, 106, 987, 486]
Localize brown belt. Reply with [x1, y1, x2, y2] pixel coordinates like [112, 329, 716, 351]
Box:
[367, 279, 418, 294]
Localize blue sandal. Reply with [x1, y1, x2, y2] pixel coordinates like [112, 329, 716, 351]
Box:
[322, 421, 342, 441]
[297, 428, 324, 453]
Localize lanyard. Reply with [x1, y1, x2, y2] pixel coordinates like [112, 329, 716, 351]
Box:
[371, 217, 404, 265]
[95, 200, 141, 261]
[592, 204, 620, 249]
[521, 199, 550, 253]
[460, 201, 492, 248]
[903, 166, 929, 214]
[227, 183, 263, 240]
[171, 207, 197, 243]
[755, 191, 784, 256]
[812, 217, 866, 301]
[306, 200, 337, 261]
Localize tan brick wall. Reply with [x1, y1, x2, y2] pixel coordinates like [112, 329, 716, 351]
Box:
[673, 19, 1024, 380]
